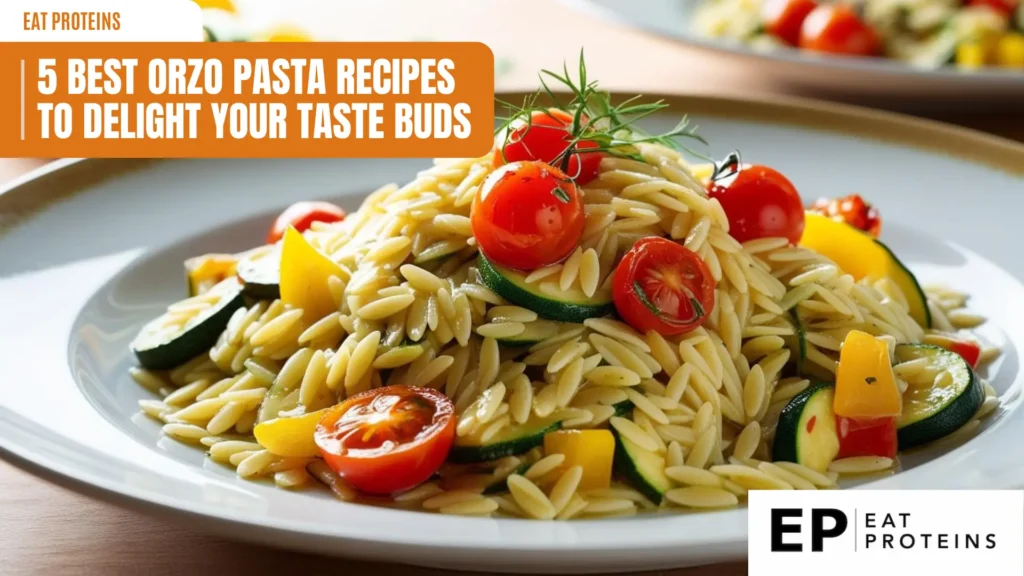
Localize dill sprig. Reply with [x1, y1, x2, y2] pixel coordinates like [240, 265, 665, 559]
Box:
[494, 49, 709, 177]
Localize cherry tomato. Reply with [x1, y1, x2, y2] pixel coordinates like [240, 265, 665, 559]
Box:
[967, 0, 1018, 16]
[494, 109, 603, 185]
[706, 154, 805, 244]
[763, 0, 818, 46]
[929, 332, 982, 368]
[612, 237, 716, 336]
[314, 386, 455, 495]
[268, 201, 346, 244]
[799, 4, 880, 57]
[809, 194, 882, 237]
[835, 416, 897, 459]
[472, 160, 585, 270]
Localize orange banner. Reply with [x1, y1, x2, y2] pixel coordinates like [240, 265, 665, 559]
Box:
[0, 42, 495, 158]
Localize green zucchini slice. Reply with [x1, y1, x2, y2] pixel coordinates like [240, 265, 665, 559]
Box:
[477, 254, 613, 324]
[613, 429, 672, 504]
[895, 343, 983, 450]
[236, 246, 280, 300]
[131, 280, 245, 370]
[772, 381, 840, 473]
[449, 414, 562, 464]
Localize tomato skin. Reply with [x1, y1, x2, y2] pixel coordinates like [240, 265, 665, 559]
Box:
[799, 5, 881, 57]
[835, 416, 897, 459]
[472, 161, 585, 270]
[314, 386, 455, 495]
[494, 109, 602, 185]
[707, 163, 805, 244]
[612, 237, 716, 336]
[763, 0, 818, 46]
[268, 201, 346, 244]
[967, 0, 1018, 16]
[809, 194, 882, 237]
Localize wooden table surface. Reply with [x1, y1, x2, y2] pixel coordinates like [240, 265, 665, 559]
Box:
[1, 1, 1021, 574]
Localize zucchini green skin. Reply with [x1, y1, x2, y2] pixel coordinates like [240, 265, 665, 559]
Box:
[132, 286, 245, 370]
[612, 399, 634, 417]
[612, 430, 672, 504]
[483, 462, 531, 495]
[477, 254, 614, 324]
[895, 344, 983, 450]
[237, 251, 280, 300]
[772, 381, 838, 471]
[449, 418, 562, 464]
[874, 240, 932, 329]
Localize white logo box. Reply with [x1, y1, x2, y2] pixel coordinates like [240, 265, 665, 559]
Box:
[749, 490, 1024, 576]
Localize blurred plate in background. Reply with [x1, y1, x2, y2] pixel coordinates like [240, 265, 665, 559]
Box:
[563, 0, 1024, 105]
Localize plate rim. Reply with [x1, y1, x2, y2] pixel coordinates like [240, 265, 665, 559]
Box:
[1, 92, 1023, 567]
[560, 0, 1024, 86]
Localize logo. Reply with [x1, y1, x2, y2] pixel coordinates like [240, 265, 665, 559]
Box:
[749, 491, 1023, 576]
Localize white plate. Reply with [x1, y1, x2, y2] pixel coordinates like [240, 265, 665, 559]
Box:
[563, 0, 1024, 105]
[1, 95, 1023, 573]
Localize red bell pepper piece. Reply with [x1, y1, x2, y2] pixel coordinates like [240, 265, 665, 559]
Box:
[929, 333, 981, 368]
[835, 416, 897, 459]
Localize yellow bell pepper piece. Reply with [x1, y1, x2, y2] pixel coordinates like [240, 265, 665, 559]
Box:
[543, 429, 615, 490]
[280, 226, 344, 322]
[956, 42, 987, 69]
[834, 330, 901, 419]
[253, 408, 328, 458]
[996, 33, 1024, 68]
[800, 212, 930, 327]
[192, 0, 236, 13]
[185, 253, 237, 296]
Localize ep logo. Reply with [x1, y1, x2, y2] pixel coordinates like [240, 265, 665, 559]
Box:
[771, 508, 848, 552]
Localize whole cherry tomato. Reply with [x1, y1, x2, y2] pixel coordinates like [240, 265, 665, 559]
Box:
[612, 237, 717, 336]
[472, 160, 585, 270]
[494, 109, 603, 185]
[706, 153, 805, 244]
[799, 4, 881, 57]
[268, 201, 346, 244]
[763, 0, 818, 46]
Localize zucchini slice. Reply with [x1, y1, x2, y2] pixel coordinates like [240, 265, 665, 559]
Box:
[894, 344, 983, 450]
[772, 381, 840, 473]
[496, 320, 560, 347]
[236, 246, 281, 300]
[449, 414, 562, 463]
[131, 279, 245, 370]
[477, 254, 614, 324]
[612, 430, 672, 504]
[483, 462, 531, 495]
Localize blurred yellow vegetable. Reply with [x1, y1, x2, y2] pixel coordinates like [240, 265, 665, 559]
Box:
[956, 42, 987, 68]
[280, 226, 344, 322]
[996, 33, 1024, 68]
[192, 0, 236, 13]
[543, 429, 615, 489]
[253, 408, 327, 457]
[184, 253, 236, 296]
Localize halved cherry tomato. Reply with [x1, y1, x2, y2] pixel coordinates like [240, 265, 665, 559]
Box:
[968, 0, 1018, 16]
[809, 194, 882, 237]
[799, 4, 881, 57]
[706, 154, 805, 244]
[472, 160, 585, 270]
[763, 0, 818, 46]
[314, 386, 455, 495]
[268, 201, 346, 244]
[612, 237, 716, 336]
[929, 332, 982, 368]
[835, 416, 897, 459]
[494, 109, 603, 185]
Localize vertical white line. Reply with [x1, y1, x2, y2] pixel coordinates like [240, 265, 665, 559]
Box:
[20, 60, 25, 141]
